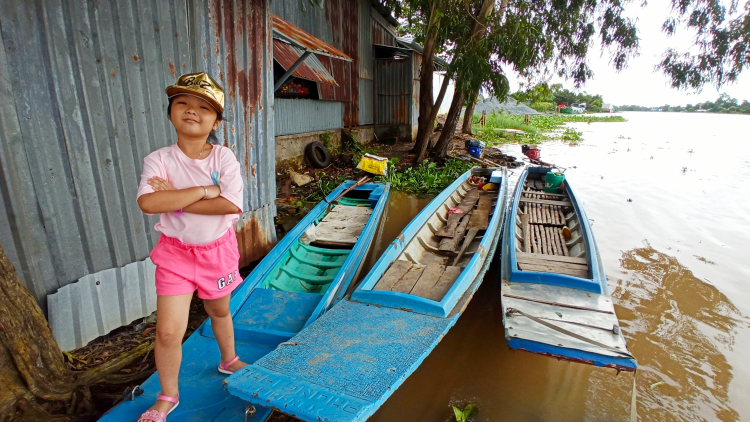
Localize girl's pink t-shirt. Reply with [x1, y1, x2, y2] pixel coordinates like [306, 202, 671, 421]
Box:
[137, 143, 244, 245]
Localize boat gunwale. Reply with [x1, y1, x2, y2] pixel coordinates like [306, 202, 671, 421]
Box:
[352, 167, 508, 318]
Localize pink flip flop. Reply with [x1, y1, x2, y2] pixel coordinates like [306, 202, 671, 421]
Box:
[218, 355, 240, 375]
[137, 394, 179, 422]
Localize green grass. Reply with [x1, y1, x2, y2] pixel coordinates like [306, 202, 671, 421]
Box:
[375, 158, 474, 195]
[474, 113, 625, 146]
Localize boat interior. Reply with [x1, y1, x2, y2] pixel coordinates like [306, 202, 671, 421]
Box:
[202, 183, 386, 347]
[360, 167, 503, 307]
[512, 171, 590, 279]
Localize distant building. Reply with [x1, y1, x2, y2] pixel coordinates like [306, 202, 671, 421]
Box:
[601, 103, 614, 113]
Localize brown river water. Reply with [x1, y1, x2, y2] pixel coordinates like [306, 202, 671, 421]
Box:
[362, 112, 750, 422]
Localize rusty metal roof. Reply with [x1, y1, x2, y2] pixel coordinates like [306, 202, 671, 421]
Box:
[273, 40, 338, 86]
[272, 14, 352, 62]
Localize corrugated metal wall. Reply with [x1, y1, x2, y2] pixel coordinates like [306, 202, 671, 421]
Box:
[374, 57, 413, 125]
[275, 99, 343, 136]
[0, 0, 276, 312]
[358, 0, 374, 125]
[359, 79, 374, 125]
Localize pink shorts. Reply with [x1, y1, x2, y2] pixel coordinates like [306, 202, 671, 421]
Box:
[150, 229, 243, 299]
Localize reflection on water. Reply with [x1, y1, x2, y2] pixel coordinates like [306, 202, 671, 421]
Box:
[586, 244, 743, 422]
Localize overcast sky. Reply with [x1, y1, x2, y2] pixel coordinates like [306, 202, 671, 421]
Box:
[504, 0, 750, 107]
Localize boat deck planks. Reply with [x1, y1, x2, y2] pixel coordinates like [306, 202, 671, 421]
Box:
[374, 260, 414, 291]
[467, 194, 493, 230]
[519, 184, 587, 273]
[436, 190, 480, 237]
[438, 213, 472, 254]
[315, 205, 373, 247]
[392, 264, 426, 293]
[422, 266, 463, 301]
[409, 263, 447, 299]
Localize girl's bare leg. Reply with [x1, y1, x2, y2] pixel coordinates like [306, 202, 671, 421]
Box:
[204, 294, 247, 372]
[143, 293, 193, 419]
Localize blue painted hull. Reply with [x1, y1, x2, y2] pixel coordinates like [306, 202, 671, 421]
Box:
[100, 181, 390, 422]
[225, 167, 509, 421]
[500, 166, 637, 371]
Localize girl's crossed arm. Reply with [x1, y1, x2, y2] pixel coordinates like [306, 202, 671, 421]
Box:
[137, 177, 240, 215]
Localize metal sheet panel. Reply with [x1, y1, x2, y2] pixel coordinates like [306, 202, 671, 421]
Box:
[358, 78, 374, 125]
[273, 39, 338, 85]
[271, 14, 351, 61]
[371, 7, 397, 46]
[0, 0, 277, 313]
[271, 0, 335, 46]
[374, 57, 412, 125]
[358, 0, 373, 80]
[340, 0, 359, 127]
[48, 258, 157, 351]
[275, 99, 343, 136]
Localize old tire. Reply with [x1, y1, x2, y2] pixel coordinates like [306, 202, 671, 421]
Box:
[305, 141, 331, 168]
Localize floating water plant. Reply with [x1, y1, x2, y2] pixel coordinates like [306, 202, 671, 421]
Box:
[452, 403, 476, 422]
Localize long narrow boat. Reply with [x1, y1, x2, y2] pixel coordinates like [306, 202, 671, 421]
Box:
[225, 167, 508, 422]
[500, 166, 636, 371]
[100, 181, 390, 422]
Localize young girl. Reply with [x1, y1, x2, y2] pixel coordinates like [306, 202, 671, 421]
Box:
[136, 72, 247, 422]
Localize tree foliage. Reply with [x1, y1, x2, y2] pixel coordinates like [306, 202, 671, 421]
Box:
[658, 0, 750, 90]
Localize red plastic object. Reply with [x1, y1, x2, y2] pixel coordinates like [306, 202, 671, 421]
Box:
[448, 208, 464, 215]
[525, 149, 540, 160]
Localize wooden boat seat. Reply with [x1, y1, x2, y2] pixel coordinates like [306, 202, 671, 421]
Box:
[313, 205, 373, 247]
[520, 197, 572, 207]
[516, 252, 588, 278]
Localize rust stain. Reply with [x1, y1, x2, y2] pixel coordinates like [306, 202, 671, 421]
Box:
[237, 69, 247, 107]
[132, 54, 139, 62]
[272, 15, 351, 61]
[393, 95, 408, 123]
[182, 62, 186, 68]
[110, 71, 115, 76]
[222, 0, 236, 102]
[236, 216, 274, 268]
[251, 165, 256, 177]
[155, 27, 160, 32]
[168, 62, 176, 76]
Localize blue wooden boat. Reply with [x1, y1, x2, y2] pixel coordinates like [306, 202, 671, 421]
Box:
[224, 167, 508, 422]
[100, 181, 390, 422]
[500, 166, 636, 371]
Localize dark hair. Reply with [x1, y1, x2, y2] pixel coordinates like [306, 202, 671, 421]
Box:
[167, 96, 223, 122]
